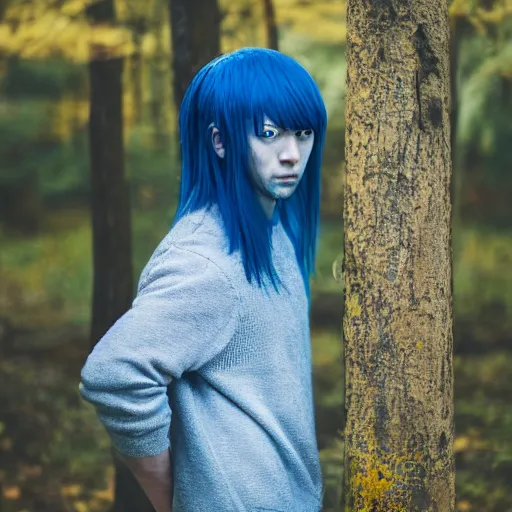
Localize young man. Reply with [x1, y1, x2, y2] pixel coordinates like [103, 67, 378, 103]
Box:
[80, 47, 327, 512]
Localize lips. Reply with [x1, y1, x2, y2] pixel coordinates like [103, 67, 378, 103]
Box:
[276, 174, 298, 180]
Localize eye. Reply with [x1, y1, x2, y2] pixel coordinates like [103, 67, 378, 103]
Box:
[295, 129, 313, 140]
[260, 126, 279, 139]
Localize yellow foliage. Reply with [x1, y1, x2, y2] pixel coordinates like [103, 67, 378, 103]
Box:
[60, 0, 98, 17]
[52, 97, 89, 140]
[453, 432, 491, 453]
[19, 465, 43, 478]
[276, 0, 347, 44]
[0, 437, 13, 451]
[115, 0, 156, 23]
[2, 485, 21, 500]
[219, 0, 347, 50]
[73, 500, 89, 512]
[61, 484, 82, 497]
[140, 32, 159, 58]
[0, 16, 134, 62]
[220, 0, 261, 52]
[91, 465, 114, 501]
[1, 0, 509, 67]
[0, 0, 136, 62]
[450, 0, 512, 35]
[454, 435, 470, 452]
[449, 0, 472, 17]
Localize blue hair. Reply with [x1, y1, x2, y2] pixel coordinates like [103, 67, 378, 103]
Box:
[172, 47, 327, 302]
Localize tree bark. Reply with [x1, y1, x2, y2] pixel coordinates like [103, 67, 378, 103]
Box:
[168, 0, 221, 119]
[342, 1, 455, 511]
[262, 0, 279, 50]
[86, 2, 148, 511]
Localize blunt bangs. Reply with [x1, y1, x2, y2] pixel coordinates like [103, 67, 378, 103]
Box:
[173, 48, 327, 302]
[207, 48, 326, 138]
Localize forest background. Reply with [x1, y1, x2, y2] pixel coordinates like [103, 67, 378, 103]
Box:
[0, 0, 511, 511]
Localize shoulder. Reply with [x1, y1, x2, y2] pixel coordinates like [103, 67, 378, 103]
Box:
[133, 242, 241, 322]
[138, 239, 238, 306]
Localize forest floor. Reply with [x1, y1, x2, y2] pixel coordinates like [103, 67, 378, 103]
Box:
[0, 325, 511, 512]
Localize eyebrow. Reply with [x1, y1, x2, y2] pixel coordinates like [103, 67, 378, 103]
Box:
[263, 122, 281, 129]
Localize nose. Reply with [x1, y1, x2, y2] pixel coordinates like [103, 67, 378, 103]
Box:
[279, 135, 300, 166]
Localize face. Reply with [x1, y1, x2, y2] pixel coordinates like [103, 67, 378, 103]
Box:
[247, 116, 314, 217]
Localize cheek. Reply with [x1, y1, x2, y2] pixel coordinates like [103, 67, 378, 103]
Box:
[300, 144, 314, 170]
[251, 148, 272, 176]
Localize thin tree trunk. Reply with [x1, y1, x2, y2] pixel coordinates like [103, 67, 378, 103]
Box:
[262, 0, 278, 50]
[450, 15, 469, 265]
[342, 1, 455, 510]
[150, 0, 169, 150]
[86, 2, 149, 511]
[168, 0, 221, 122]
[131, 31, 143, 124]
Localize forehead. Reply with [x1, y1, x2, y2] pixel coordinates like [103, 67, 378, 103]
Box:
[262, 115, 300, 130]
[262, 116, 312, 133]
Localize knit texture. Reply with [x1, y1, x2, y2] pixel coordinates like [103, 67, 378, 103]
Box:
[79, 204, 323, 512]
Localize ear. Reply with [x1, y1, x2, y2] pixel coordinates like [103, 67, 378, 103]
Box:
[211, 125, 225, 159]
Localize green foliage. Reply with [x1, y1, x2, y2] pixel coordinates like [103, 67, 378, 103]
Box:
[125, 126, 180, 202]
[0, 214, 92, 326]
[311, 221, 344, 295]
[454, 14, 512, 215]
[454, 227, 512, 346]
[38, 130, 91, 199]
[1, 58, 85, 99]
[454, 351, 512, 511]
[457, 37, 512, 169]
[280, 33, 347, 128]
[0, 100, 53, 181]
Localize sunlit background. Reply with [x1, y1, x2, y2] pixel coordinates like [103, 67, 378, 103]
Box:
[0, 0, 511, 511]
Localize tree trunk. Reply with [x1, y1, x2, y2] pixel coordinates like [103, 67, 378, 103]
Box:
[86, 2, 149, 511]
[0, 173, 43, 235]
[342, 1, 455, 510]
[150, 0, 169, 150]
[262, 0, 279, 50]
[450, 15, 472, 263]
[131, 31, 144, 125]
[168, 0, 221, 120]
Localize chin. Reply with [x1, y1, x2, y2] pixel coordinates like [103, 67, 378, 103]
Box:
[269, 188, 291, 198]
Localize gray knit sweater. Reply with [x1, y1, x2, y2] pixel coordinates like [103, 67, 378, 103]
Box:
[79, 204, 323, 512]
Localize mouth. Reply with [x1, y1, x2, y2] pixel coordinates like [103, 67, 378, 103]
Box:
[275, 174, 299, 181]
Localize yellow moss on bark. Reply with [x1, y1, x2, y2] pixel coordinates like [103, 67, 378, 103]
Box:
[342, 0, 455, 510]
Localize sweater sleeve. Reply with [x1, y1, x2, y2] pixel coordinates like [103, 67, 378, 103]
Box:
[79, 243, 240, 457]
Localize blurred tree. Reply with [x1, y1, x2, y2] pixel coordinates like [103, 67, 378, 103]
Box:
[85, 1, 149, 511]
[342, 0, 455, 510]
[263, 0, 278, 50]
[123, 1, 148, 125]
[0, 0, 43, 234]
[150, 0, 170, 149]
[450, 0, 512, 226]
[168, 0, 221, 135]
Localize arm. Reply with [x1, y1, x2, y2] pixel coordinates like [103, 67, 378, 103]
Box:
[79, 244, 239, 484]
[116, 448, 173, 512]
